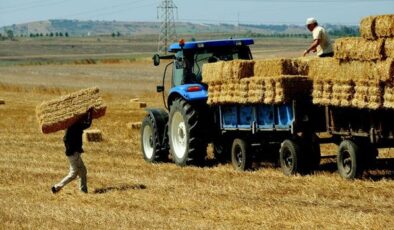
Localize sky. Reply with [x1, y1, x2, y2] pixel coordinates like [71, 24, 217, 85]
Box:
[0, 0, 394, 27]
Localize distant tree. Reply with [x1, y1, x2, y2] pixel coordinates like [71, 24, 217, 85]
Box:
[40, 33, 43, 37]
[55, 32, 59, 37]
[45, 33, 49, 37]
[35, 33, 40, 37]
[59, 32, 63, 37]
[50, 32, 54, 37]
[116, 31, 121, 37]
[65, 32, 69, 37]
[30, 33, 34, 38]
[0, 33, 2, 37]
[111, 32, 116, 37]
[6, 30, 14, 40]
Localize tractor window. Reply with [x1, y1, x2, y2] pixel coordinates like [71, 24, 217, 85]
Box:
[172, 60, 183, 86]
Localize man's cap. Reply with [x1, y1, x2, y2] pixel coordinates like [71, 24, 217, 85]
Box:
[306, 17, 317, 25]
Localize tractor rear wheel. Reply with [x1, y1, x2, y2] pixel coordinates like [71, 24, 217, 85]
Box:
[168, 98, 207, 166]
[141, 115, 167, 163]
[231, 138, 252, 171]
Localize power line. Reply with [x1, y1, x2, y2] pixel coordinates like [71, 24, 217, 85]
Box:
[157, 0, 178, 54]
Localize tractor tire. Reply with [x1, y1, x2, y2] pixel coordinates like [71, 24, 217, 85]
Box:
[337, 140, 364, 179]
[141, 115, 167, 163]
[231, 138, 252, 171]
[279, 139, 304, 176]
[168, 98, 207, 166]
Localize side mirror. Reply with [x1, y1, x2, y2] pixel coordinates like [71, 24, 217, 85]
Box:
[153, 54, 160, 66]
[156, 85, 164, 93]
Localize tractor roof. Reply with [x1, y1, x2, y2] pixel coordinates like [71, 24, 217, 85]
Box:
[168, 38, 254, 53]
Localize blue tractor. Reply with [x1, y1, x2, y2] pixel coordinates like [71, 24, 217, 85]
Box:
[141, 38, 255, 166]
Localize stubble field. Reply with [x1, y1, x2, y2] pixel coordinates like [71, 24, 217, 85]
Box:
[0, 37, 393, 229]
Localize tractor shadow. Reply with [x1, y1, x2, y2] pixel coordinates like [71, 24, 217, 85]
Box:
[93, 184, 147, 194]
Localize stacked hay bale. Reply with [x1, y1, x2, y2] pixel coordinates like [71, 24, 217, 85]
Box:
[203, 58, 312, 105]
[310, 14, 394, 109]
[36, 87, 106, 134]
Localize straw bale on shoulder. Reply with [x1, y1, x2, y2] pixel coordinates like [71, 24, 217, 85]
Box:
[36, 87, 106, 134]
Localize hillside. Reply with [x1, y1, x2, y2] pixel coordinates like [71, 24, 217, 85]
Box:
[1, 19, 359, 37]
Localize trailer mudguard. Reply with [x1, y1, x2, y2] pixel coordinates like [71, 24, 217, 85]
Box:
[168, 83, 208, 106]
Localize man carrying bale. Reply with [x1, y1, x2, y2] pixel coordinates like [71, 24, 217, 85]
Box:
[52, 110, 92, 194]
[303, 18, 333, 57]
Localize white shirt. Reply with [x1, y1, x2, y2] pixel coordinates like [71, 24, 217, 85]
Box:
[312, 26, 333, 56]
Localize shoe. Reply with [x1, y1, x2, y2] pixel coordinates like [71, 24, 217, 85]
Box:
[81, 188, 88, 193]
[51, 186, 58, 194]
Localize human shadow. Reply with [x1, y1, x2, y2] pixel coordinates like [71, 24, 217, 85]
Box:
[93, 184, 147, 194]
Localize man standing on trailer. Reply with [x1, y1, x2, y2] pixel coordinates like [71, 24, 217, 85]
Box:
[303, 17, 334, 57]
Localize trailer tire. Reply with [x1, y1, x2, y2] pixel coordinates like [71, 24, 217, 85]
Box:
[168, 98, 207, 166]
[231, 138, 252, 171]
[279, 139, 303, 176]
[141, 115, 167, 163]
[337, 140, 363, 179]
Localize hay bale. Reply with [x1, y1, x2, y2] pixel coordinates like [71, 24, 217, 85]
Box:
[308, 58, 394, 82]
[353, 80, 383, 109]
[375, 15, 394, 38]
[0, 99, 4, 105]
[254, 58, 309, 77]
[331, 80, 355, 107]
[360, 16, 376, 40]
[130, 101, 147, 110]
[312, 80, 333, 106]
[385, 38, 394, 58]
[83, 129, 103, 142]
[130, 122, 142, 130]
[36, 87, 106, 134]
[273, 76, 312, 103]
[334, 37, 384, 61]
[202, 61, 224, 83]
[383, 83, 394, 109]
[221, 60, 254, 80]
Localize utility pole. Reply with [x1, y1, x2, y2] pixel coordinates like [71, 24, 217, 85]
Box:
[157, 0, 178, 54]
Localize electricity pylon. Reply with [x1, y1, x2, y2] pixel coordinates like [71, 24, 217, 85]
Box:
[157, 0, 178, 54]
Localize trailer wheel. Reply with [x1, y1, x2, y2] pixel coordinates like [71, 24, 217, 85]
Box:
[141, 115, 167, 163]
[337, 140, 363, 179]
[231, 138, 252, 171]
[168, 98, 207, 166]
[279, 139, 303, 175]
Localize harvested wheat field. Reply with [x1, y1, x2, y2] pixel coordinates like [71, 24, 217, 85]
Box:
[0, 61, 394, 229]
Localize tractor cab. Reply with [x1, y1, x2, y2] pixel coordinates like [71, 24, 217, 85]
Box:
[153, 38, 254, 96]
